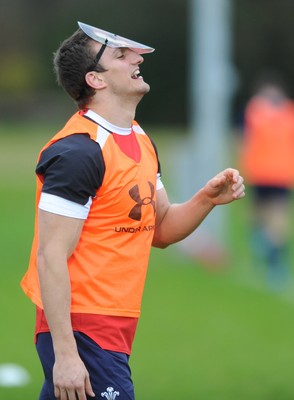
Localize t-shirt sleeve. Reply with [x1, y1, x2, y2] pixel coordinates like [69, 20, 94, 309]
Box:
[36, 134, 105, 206]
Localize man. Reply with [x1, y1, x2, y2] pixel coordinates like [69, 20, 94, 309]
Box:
[240, 73, 294, 289]
[21, 22, 245, 400]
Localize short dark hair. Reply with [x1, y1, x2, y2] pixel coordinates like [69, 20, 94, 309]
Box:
[53, 29, 106, 109]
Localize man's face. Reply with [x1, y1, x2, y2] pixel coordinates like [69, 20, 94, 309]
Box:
[93, 43, 150, 98]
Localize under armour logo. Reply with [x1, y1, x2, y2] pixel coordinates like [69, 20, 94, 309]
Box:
[101, 386, 120, 399]
[128, 181, 156, 221]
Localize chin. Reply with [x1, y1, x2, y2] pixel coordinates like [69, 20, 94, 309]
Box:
[141, 81, 150, 94]
[132, 81, 150, 102]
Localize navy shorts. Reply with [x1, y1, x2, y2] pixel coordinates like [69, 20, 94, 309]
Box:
[36, 331, 135, 400]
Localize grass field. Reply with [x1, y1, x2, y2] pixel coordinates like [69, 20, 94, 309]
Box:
[1, 123, 294, 399]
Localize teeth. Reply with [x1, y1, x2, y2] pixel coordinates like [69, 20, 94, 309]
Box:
[132, 70, 140, 79]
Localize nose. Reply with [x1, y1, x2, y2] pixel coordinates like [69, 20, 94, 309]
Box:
[129, 50, 144, 64]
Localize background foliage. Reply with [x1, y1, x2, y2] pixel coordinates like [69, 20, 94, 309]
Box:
[2, 0, 294, 125]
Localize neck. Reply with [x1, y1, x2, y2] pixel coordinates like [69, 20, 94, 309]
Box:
[87, 93, 143, 128]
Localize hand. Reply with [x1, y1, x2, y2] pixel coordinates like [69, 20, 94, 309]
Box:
[203, 168, 245, 206]
[53, 354, 95, 400]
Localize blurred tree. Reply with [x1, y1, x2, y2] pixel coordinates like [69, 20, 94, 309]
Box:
[2, 0, 294, 126]
[0, 0, 188, 124]
[233, 0, 294, 119]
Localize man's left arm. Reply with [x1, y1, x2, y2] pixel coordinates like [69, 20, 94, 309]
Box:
[152, 168, 245, 248]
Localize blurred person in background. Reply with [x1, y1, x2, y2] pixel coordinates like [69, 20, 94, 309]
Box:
[240, 72, 294, 290]
[21, 22, 245, 400]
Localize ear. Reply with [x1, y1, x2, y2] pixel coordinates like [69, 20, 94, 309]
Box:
[85, 71, 107, 90]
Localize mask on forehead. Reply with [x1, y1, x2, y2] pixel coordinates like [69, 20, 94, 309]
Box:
[78, 21, 155, 64]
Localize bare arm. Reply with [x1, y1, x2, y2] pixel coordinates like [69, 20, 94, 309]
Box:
[37, 210, 95, 400]
[152, 168, 245, 248]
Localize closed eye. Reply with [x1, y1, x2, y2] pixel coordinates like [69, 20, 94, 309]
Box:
[114, 48, 127, 59]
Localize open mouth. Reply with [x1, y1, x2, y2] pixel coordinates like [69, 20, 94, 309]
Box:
[131, 69, 142, 79]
